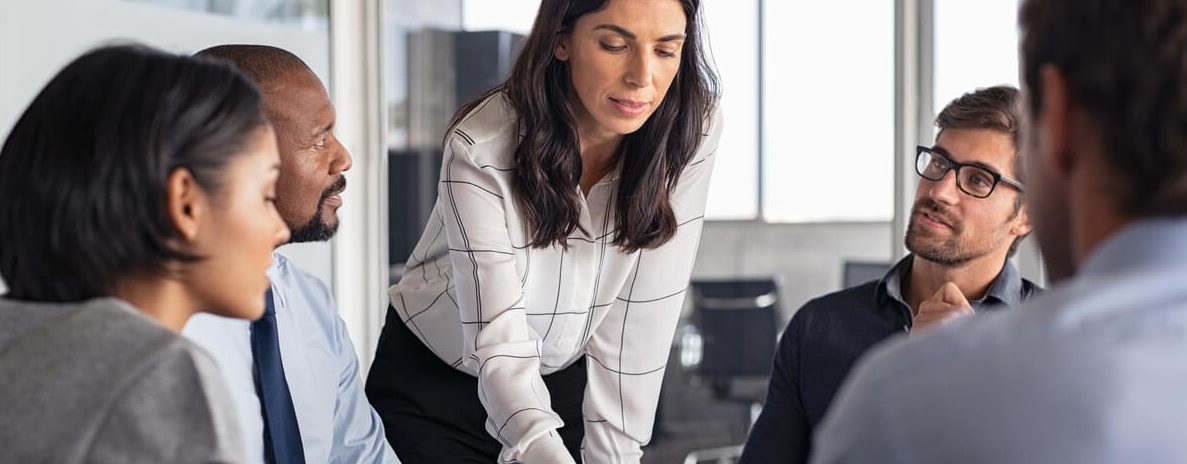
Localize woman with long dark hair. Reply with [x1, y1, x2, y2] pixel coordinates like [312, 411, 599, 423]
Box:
[0, 44, 289, 462]
[366, 0, 721, 462]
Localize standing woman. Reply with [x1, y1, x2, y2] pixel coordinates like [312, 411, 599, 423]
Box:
[366, 0, 721, 462]
[0, 45, 290, 462]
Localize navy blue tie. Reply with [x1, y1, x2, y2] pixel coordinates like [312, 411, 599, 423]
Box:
[251, 288, 306, 464]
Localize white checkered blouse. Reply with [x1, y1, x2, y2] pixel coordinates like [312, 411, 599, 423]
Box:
[389, 92, 721, 463]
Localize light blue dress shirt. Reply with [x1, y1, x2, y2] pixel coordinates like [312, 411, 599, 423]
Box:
[812, 218, 1187, 464]
[184, 252, 399, 464]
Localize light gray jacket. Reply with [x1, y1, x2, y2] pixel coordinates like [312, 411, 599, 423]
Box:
[0, 297, 244, 463]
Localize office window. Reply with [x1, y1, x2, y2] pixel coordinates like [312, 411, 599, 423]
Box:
[761, 0, 895, 222]
[462, 0, 538, 34]
[126, 0, 328, 29]
[382, 0, 464, 274]
[702, 0, 760, 219]
[933, 0, 1022, 117]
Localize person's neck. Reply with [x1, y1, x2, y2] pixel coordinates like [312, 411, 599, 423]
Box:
[110, 275, 198, 332]
[577, 125, 623, 196]
[1068, 157, 1133, 276]
[1048, 118, 1134, 281]
[905, 251, 1008, 314]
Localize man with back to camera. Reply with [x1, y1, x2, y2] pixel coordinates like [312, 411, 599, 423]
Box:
[812, 0, 1187, 462]
[740, 85, 1041, 463]
[183, 45, 400, 464]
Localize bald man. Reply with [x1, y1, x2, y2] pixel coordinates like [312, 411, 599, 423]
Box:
[183, 45, 400, 464]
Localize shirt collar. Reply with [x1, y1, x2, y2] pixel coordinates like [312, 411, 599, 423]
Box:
[876, 254, 1026, 308]
[876, 255, 914, 307]
[267, 251, 285, 281]
[1080, 218, 1187, 277]
[981, 258, 1025, 307]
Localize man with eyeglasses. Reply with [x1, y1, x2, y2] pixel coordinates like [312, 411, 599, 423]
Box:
[814, 1, 1187, 461]
[739, 85, 1041, 464]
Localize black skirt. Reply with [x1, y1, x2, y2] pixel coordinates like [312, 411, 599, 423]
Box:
[366, 305, 586, 463]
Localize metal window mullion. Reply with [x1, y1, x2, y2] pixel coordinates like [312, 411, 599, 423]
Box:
[892, 0, 934, 260]
[756, 0, 766, 221]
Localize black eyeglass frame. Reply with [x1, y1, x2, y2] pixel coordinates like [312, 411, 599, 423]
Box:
[914, 145, 1025, 199]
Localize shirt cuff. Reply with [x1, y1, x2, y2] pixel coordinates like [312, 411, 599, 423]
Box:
[521, 433, 577, 464]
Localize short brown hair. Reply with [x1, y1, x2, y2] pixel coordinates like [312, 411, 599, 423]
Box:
[935, 86, 1028, 256]
[936, 85, 1023, 180]
[1020, 0, 1187, 217]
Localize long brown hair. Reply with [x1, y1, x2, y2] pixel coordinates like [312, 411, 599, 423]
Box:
[449, 0, 718, 253]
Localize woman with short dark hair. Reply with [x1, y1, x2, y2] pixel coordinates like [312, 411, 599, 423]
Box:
[0, 44, 289, 463]
[365, 0, 721, 462]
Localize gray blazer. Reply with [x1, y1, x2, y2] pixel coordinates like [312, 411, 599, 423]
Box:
[0, 297, 244, 463]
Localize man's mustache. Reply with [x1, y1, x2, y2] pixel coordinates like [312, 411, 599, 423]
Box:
[320, 176, 347, 202]
[912, 199, 960, 231]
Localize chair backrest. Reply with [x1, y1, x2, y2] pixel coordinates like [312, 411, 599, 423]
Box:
[843, 261, 892, 288]
[690, 279, 779, 382]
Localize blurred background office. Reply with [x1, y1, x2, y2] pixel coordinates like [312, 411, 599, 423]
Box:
[0, 0, 1038, 461]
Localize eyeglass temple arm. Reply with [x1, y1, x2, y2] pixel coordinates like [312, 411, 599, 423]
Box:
[999, 175, 1026, 192]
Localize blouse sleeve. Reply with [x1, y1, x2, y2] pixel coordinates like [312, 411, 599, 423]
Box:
[439, 134, 574, 463]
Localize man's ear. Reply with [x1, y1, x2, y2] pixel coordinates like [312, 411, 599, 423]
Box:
[1011, 204, 1033, 237]
[165, 168, 207, 245]
[555, 34, 571, 61]
[1038, 64, 1074, 177]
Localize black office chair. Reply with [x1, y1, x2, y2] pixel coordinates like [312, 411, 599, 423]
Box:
[842, 260, 892, 288]
[680, 278, 781, 464]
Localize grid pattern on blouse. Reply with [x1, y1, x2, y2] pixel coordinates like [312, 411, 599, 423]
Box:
[388, 93, 722, 463]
